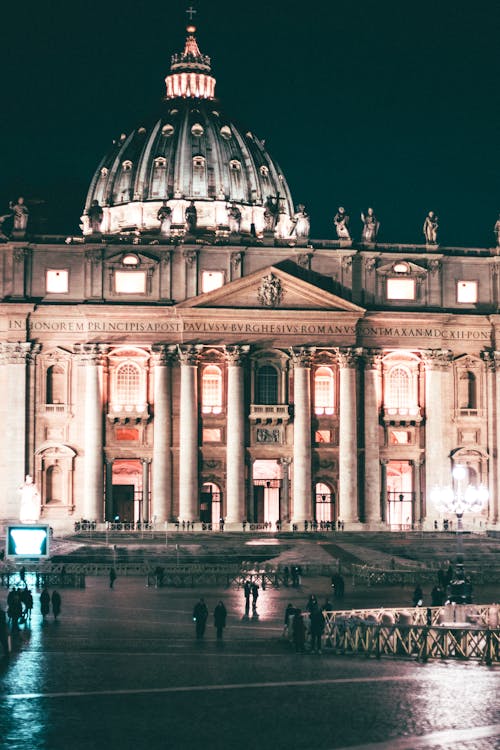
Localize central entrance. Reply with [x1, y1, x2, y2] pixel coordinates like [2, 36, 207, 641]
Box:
[252, 459, 282, 525]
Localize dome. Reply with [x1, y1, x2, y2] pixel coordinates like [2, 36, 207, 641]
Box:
[82, 24, 297, 242]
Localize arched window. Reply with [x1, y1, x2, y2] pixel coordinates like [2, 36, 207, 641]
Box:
[387, 366, 410, 409]
[200, 482, 221, 526]
[202, 365, 222, 414]
[46, 364, 65, 405]
[151, 157, 167, 197]
[256, 365, 278, 404]
[46, 465, 63, 503]
[314, 366, 334, 415]
[115, 363, 141, 406]
[458, 371, 477, 410]
[192, 156, 207, 197]
[315, 482, 334, 523]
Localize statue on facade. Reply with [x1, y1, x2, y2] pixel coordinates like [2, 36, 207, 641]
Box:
[361, 207, 379, 242]
[257, 272, 284, 307]
[423, 210, 439, 244]
[494, 214, 500, 247]
[185, 201, 197, 232]
[227, 203, 242, 233]
[157, 201, 172, 237]
[10, 197, 29, 235]
[18, 474, 41, 523]
[291, 204, 310, 241]
[334, 206, 350, 239]
[88, 199, 104, 234]
[263, 196, 279, 231]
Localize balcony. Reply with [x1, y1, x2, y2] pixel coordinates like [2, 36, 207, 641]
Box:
[107, 403, 150, 424]
[249, 404, 290, 424]
[383, 406, 422, 425]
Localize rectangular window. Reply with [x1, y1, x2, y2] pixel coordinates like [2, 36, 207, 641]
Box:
[203, 428, 222, 442]
[46, 269, 69, 294]
[115, 271, 146, 294]
[202, 271, 224, 293]
[389, 429, 410, 445]
[456, 280, 478, 304]
[315, 429, 332, 444]
[386, 278, 416, 300]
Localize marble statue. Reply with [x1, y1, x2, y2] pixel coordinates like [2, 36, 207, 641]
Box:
[157, 201, 172, 236]
[334, 207, 350, 239]
[263, 196, 279, 231]
[494, 214, 500, 247]
[291, 204, 310, 240]
[88, 199, 104, 233]
[185, 201, 197, 232]
[19, 474, 41, 523]
[227, 203, 242, 233]
[10, 197, 29, 234]
[423, 210, 439, 244]
[361, 207, 379, 242]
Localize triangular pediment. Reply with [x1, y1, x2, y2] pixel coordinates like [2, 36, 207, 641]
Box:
[176, 264, 365, 312]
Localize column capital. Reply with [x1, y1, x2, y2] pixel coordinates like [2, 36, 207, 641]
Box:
[151, 343, 176, 366]
[361, 348, 383, 370]
[183, 249, 198, 266]
[336, 346, 361, 369]
[177, 344, 202, 366]
[0, 342, 40, 364]
[422, 348, 453, 370]
[224, 345, 250, 365]
[230, 251, 243, 269]
[289, 346, 315, 368]
[481, 349, 500, 371]
[74, 343, 109, 365]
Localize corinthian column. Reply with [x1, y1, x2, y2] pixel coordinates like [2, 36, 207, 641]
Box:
[290, 348, 313, 523]
[337, 348, 359, 524]
[76, 344, 108, 521]
[423, 349, 453, 517]
[178, 346, 199, 521]
[0, 343, 38, 518]
[225, 346, 249, 524]
[483, 351, 500, 525]
[151, 345, 174, 523]
[363, 350, 382, 526]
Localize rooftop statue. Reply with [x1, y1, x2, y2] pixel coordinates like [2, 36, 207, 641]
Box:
[423, 210, 439, 244]
[19, 474, 41, 523]
[361, 207, 379, 242]
[10, 197, 29, 235]
[334, 206, 350, 240]
[88, 199, 103, 234]
[185, 201, 197, 232]
[291, 204, 310, 241]
[157, 201, 172, 237]
[263, 196, 279, 231]
[494, 214, 500, 247]
[227, 203, 242, 233]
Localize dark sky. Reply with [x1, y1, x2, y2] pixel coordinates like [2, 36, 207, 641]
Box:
[1, 0, 499, 246]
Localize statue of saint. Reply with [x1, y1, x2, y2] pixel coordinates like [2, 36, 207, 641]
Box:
[19, 474, 41, 523]
[88, 199, 104, 234]
[423, 211, 439, 244]
[334, 207, 350, 239]
[157, 201, 172, 236]
[10, 197, 29, 234]
[227, 203, 242, 233]
[291, 204, 310, 241]
[185, 201, 197, 232]
[263, 196, 279, 231]
[494, 214, 500, 247]
[361, 207, 379, 242]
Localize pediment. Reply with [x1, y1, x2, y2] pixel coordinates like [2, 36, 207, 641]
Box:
[176, 265, 365, 312]
[376, 260, 427, 277]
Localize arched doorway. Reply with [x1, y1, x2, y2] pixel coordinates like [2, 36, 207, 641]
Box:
[252, 460, 282, 524]
[200, 482, 221, 526]
[110, 459, 145, 525]
[386, 460, 413, 530]
[314, 482, 335, 522]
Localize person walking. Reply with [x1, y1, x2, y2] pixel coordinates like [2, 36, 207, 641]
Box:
[251, 581, 259, 611]
[214, 600, 227, 641]
[40, 587, 50, 621]
[243, 580, 251, 616]
[52, 590, 61, 620]
[109, 567, 117, 589]
[310, 604, 325, 654]
[0, 609, 9, 657]
[193, 597, 209, 640]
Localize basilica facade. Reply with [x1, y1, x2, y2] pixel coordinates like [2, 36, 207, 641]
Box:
[0, 24, 498, 533]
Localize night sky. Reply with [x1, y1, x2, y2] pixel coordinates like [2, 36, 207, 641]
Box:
[1, 0, 499, 247]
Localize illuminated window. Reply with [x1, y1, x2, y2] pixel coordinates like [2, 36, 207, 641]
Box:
[152, 157, 167, 197]
[315, 482, 333, 522]
[314, 366, 334, 415]
[115, 271, 146, 294]
[116, 363, 141, 405]
[220, 126, 232, 139]
[387, 366, 410, 408]
[191, 123, 204, 137]
[46, 365, 65, 404]
[390, 430, 410, 445]
[202, 271, 224, 293]
[116, 427, 139, 441]
[202, 365, 222, 414]
[387, 278, 416, 300]
[457, 280, 478, 304]
[46, 270, 68, 293]
[162, 124, 175, 137]
[203, 428, 222, 442]
[256, 365, 278, 404]
[315, 430, 332, 444]
[229, 160, 241, 171]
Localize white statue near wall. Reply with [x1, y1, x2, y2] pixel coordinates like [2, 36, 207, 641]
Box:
[19, 474, 41, 523]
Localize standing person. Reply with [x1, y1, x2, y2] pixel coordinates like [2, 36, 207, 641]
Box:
[52, 590, 61, 621]
[213, 600, 227, 641]
[283, 603, 295, 637]
[193, 597, 209, 640]
[292, 609, 306, 653]
[109, 567, 117, 589]
[251, 581, 259, 611]
[40, 587, 50, 621]
[0, 609, 9, 657]
[243, 580, 251, 616]
[412, 584, 423, 607]
[310, 604, 325, 654]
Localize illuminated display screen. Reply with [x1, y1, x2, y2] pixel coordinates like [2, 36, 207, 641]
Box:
[6, 525, 50, 559]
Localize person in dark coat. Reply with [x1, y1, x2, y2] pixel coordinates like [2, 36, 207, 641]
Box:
[310, 604, 325, 654]
[412, 584, 423, 607]
[40, 587, 50, 620]
[251, 582, 259, 610]
[243, 580, 251, 615]
[109, 567, 117, 589]
[292, 609, 306, 653]
[214, 600, 227, 640]
[0, 609, 9, 657]
[51, 590, 61, 620]
[193, 597, 209, 639]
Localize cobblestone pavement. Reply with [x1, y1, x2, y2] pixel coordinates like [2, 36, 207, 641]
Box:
[1, 575, 499, 750]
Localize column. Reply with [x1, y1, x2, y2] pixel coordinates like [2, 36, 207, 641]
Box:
[380, 459, 389, 523]
[225, 346, 249, 524]
[363, 350, 382, 526]
[338, 348, 359, 524]
[151, 345, 173, 523]
[279, 457, 291, 522]
[412, 458, 423, 524]
[77, 344, 108, 522]
[142, 458, 151, 523]
[178, 346, 199, 521]
[423, 349, 453, 520]
[486, 351, 500, 525]
[105, 459, 113, 522]
[0, 343, 37, 518]
[290, 348, 312, 523]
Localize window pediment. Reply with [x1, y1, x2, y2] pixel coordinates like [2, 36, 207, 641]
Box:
[376, 261, 427, 278]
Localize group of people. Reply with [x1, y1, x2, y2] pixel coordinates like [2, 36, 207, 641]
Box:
[192, 597, 227, 640]
[40, 587, 62, 620]
[7, 586, 34, 629]
[285, 594, 332, 654]
[243, 579, 260, 615]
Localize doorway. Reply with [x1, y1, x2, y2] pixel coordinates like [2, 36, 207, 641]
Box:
[386, 460, 414, 530]
[113, 485, 135, 523]
[252, 460, 282, 524]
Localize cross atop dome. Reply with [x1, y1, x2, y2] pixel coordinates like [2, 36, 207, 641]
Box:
[186, 6, 197, 22]
[165, 11, 216, 99]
